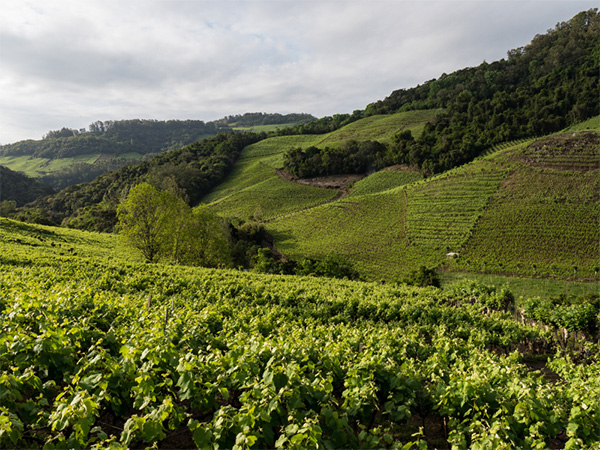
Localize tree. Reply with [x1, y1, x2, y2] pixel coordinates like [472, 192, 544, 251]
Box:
[403, 266, 440, 288]
[117, 183, 173, 262]
[174, 205, 231, 268]
[117, 182, 231, 266]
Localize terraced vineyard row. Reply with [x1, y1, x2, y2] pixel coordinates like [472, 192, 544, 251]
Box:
[405, 172, 506, 251]
[455, 152, 600, 277]
[348, 169, 423, 197]
[1, 221, 599, 449]
[518, 132, 600, 171]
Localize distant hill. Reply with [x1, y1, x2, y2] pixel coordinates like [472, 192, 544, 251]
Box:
[0, 115, 310, 190]
[0, 165, 54, 207]
[215, 112, 316, 128]
[0, 119, 222, 160]
[17, 132, 264, 230]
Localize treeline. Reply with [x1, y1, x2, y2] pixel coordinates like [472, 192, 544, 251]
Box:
[288, 9, 599, 176]
[362, 9, 599, 174]
[215, 112, 316, 127]
[284, 140, 388, 178]
[15, 132, 264, 231]
[0, 119, 223, 159]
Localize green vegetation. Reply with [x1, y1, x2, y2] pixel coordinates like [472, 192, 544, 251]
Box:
[348, 169, 422, 197]
[215, 112, 316, 128]
[450, 133, 600, 278]
[1, 11, 599, 449]
[0, 119, 220, 160]
[117, 183, 230, 266]
[317, 109, 443, 147]
[404, 168, 506, 251]
[206, 115, 598, 283]
[15, 132, 264, 231]
[1, 218, 599, 449]
[0, 165, 54, 207]
[439, 272, 599, 300]
[364, 9, 599, 174]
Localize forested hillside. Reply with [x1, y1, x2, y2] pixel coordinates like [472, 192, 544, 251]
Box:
[17, 132, 264, 230]
[0, 165, 54, 208]
[0, 119, 222, 160]
[284, 9, 598, 177]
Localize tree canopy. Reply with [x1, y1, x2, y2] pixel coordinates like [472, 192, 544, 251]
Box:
[117, 183, 231, 267]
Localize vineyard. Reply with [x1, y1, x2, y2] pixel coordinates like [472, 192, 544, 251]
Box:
[404, 169, 506, 252]
[1, 218, 599, 449]
[453, 137, 600, 278]
[205, 112, 599, 283]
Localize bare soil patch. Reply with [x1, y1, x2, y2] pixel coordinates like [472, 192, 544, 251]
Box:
[276, 168, 365, 190]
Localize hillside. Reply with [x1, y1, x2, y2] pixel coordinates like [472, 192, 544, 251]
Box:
[0, 165, 54, 207]
[0, 115, 309, 191]
[1, 217, 599, 449]
[0, 120, 222, 190]
[207, 116, 599, 282]
[12, 9, 598, 234]
[362, 9, 599, 174]
[18, 132, 264, 230]
[203, 110, 437, 220]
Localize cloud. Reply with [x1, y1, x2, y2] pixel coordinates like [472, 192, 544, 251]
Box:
[0, 0, 595, 143]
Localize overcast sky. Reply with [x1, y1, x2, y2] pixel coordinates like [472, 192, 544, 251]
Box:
[0, 0, 594, 144]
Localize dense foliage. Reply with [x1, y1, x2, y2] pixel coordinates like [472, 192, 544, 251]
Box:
[0, 165, 54, 207]
[253, 248, 362, 280]
[18, 132, 264, 231]
[215, 112, 316, 127]
[363, 9, 599, 174]
[117, 183, 231, 267]
[0, 119, 222, 159]
[282, 9, 599, 178]
[283, 141, 388, 178]
[0, 219, 599, 449]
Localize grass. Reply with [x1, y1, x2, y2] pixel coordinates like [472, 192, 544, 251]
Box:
[440, 271, 599, 301]
[318, 109, 442, 147]
[348, 169, 422, 196]
[0, 154, 101, 177]
[0, 152, 146, 178]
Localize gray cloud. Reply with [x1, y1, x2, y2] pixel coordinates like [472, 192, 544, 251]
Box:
[0, 0, 594, 143]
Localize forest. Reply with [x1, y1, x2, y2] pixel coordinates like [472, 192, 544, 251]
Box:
[15, 132, 264, 230]
[284, 9, 599, 177]
[0, 119, 223, 159]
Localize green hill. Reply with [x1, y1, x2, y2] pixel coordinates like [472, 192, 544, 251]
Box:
[0, 165, 54, 207]
[204, 110, 437, 221]
[207, 115, 599, 282]
[0, 115, 309, 191]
